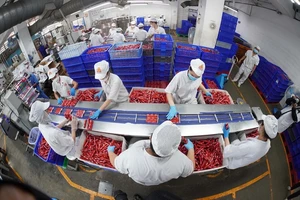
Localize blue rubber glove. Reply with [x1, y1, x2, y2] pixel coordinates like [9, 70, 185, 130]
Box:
[70, 88, 76, 96]
[94, 90, 103, 99]
[223, 124, 230, 138]
[90, 109, 102, 119]
[184, 139, 194, 150]
[57, 98, 63, 105]
[166, 106, 177, 120]
[206, 91, 213, 98]
[107, 146, 115, 153]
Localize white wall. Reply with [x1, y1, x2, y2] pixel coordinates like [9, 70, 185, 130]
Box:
[236, 6, 300, 86]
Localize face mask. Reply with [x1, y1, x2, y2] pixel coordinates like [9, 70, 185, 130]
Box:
[188, 72, 198, 81]
[101, 74, 109, 82]
[131, 25, 135, 28]
[253, 49, 259, 54]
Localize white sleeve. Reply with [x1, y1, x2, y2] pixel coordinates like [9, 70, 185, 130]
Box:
[255, 57, 260, 66]
[114, 148, 133, 174]
[147, 28, 153, 37]
[165, 75, 179, 94]
[52, 82, 57, 92]
[223, 140, 251, 158]
[62, 76, 74, 85]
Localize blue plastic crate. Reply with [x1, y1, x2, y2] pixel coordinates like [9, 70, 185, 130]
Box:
[146, 76, 154, 81]
[176, 27, 188, 35]
[203, 70, 216, 78]
[55, 155, 66, 166]
[154, 49, 173, 57]
[65, 63, 85, 73]
[217, 34, 234, 43]
[113, 65, 143, 74]
[220, 21, 237, 29]
[175, 43, 201, 58]
[118, 73, 144, 81]
[203, 77, 221, 89]
[84, 61, 97, 71]
[153, 34, 174, 50]
[78, 82, 95, 88]
[68, 70, 88, 78]
[220, 25, 236, 33]
[275, 71, 293, 86]
[202, 59, 220, 67]
[144, 26, 150, 32]
[144, 63, 153, 70]
[34, 134, 61, 164]
[109, 42, 142, 59]
[81, 45, 111, 64]
[62, 56, 83, 67]
[72, 77, 91, 84]
[153, 75, 170, 81]
[143, 56, 154, 64]
[111, 56, 143, 67]
[146, 69, 153, 76]
[137, 17, 144, 24]
[123, 80, 145, 87]
[154, 63, 172, 71]
[174, 55, 194, 64]
[174, 61, 189, 70]
[222, 12, 238, 23]
[154, 69, 171, 77]
[200, 47, 222, 62]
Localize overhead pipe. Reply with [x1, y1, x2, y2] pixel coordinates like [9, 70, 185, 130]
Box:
[0, 0, 64, 34]
[29, 0, 106, 35]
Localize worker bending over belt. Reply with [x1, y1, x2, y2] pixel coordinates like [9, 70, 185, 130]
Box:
[165, 58, 212, 120]
[107, 121, 195, 186]
[29, 101, 79, 160]
[90, 61, 129, 119]
[47, 68, 78, 105]
[222, 114, 278, 169]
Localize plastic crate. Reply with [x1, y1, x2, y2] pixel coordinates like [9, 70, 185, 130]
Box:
[220, 21, 237, 29]
[68, 70, 88, 78]
[153, 34, 174, 50]
[64, 63, 85, 73]
[144, 63, 153, 70]
[58, 42, 87, 60]
[174, 61, 189, 70]
[84, 61, 98, 71]
[154, 56, 172, 63]
[146, 69, 153, 76]
[111, 56, 143, 67]
[275, 71, 293, 86]
[154, 69, 170, 77]
[200, 47, 222, 62]
[222, 13, 238, 23]
[146, 76, 154, 81]
[217, 34, 234, 43]
[144, 56, 154, 64]
[219, 25, 236, 33]
[123, 80, 145, 87]
[154, 63, 172, 71]
[198, 89, 234, 104]
[72, 77, 92, 84]
[34, 134, 59, 164]
[154, 49, 173, 57]
[175, 43, 201, 58]
[80, 45, 111, 64]
[62, 56, 83, 67]
[174, 55, 194, 64]
[109, 42, 142, 59]
[78, 83, 95, 88]
[29, 127, 40, 145]
[153, 75, 170, 81]
[216, 41, 232, 50]
[142, 41, 154, 56]
[87, 70, 95, 76]
[203, 70, 217, 78]
[113, 65, 143, 74]
[202, 59, 220, 67]
[118, 73, 144, 81]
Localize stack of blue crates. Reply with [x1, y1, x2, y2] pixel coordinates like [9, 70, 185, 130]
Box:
[136, 17, 144, 25]
[250, 56, 293, 103]
[109, 42, 144, 91]
[153, 34, 173, 81]
[173, 42, 201, 74]
[176, 20, 193, 36]
[143, 42, 154, 81]
[81, 45, 111, 87]
[216, 12, 239, 73]
[199, 47, 223, 78]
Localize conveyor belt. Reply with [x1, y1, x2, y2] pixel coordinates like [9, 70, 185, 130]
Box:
[49, 106, 254, 125]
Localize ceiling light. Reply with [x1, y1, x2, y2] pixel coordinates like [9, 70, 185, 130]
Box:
[296, 0, 300, 5]
[128, 0, 163, 3]
[101, 6, 117, 11]
[224, 5, 238, 13]
[291, 0, 295, 3]
[85, 2, 111, 12]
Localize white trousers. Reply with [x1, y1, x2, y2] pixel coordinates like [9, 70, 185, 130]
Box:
[233, 65, 252, 85]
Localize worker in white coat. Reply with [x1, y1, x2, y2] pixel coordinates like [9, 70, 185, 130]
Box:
[147, 18, 166, 40]
[223, 114, 278, 169]
[232, 46, 260, 87]
[113, 28, 126, 44]
[277, 95, 300, 133]
[108, 23, 117, 38]
[29, 101, 79, 160]
[47, 68, 78, 105]
[125, 21, 139, 37]
[157, 15, 165, 27]
[145, 15, 151, 26]
[90, 61, 129, 119]
[165, 59, 212, 120]
[0, 72, 5, 90]
[90, 28, 104, 47]
[107, 121, 195, 186]
[133, 23, 147, 42]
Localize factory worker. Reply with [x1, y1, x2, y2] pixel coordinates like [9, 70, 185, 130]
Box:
[157, 15, 165, 27]
[90, 28, 104, 47]
[232, 46, 260, 87]
[47, 68, 78, 105]
[145, 15, 152, 26]
[125, 21, 139, 37]
[113, 28, 126, 44]
[147, 18, 166, 40]
[277, 94, 300, 133]
[90, 61, 129, 119]
[29, 101, 79, 160]
[223, 114, 278, 169]
[165, 59, 212, 120]
[107, 121, 195, 186]
[108, 23, 117, 38]
[133, 23, 147, 42]
[0, 71, 5, 90]
[20, 66, 49, 99]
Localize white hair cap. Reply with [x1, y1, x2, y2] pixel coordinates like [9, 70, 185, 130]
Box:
[151, 121, 181, 157]
[29, 101, 50, 123]
[130, 21, 136, 25]
[138, 23, 144, 28]
[262, 114, 278, 139]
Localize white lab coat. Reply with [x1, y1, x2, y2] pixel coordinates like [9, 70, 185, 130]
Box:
[52, 76, 73, 98]
[133, 29, 148, 42]
[125, 26, 139, 37]
[99, 73, 129, 103]
[165, 70, 202, 104]
[278, 106, 300, 133]
[145, 17, 151, 26]
[114, 140, 194, 186]
[223, 136, 270, 169]
[90, 34, 104, 47]
[113, 33, 126, 44]
[39, 123, 74, 156]
[157, 18, 165, 27]
[147, 26, 166, 40]
[109, 28, 117, 37]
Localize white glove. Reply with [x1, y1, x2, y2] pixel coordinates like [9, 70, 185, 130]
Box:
[71, 116, 78, 131]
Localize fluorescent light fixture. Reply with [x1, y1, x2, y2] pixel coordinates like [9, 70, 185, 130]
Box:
[131, 3, 148, 5]
[70, 11, 81, 16]
[152, 2, 169, 5]
[101, 6, 117, 11]
[291, 0, 295, 3]
[296, 0, 300, 5]
[128, 0, 163, 3]
[85, 2, 111, 12]
[224, 5, 238, 13]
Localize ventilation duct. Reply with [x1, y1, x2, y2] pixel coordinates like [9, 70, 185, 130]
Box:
[29, 0, 107, 35]
[181, 0, 199, 8]
[0, 0, 64, 34]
